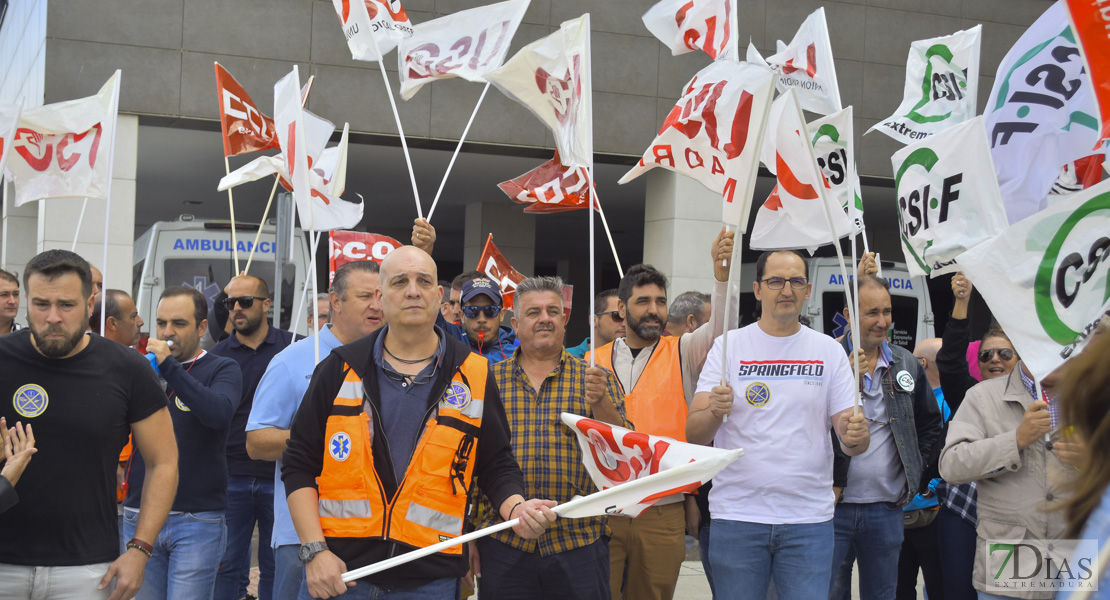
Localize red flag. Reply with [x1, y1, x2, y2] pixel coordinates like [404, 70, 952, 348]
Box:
[476, 234, 526, 310]
[1063, 0, 1110, 147]
[497, 151, 597, 213]
[215, 63, 280, 157]
[329, 231, 403, 284]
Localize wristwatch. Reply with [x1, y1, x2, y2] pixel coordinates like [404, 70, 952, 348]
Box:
[299, 541, 329, 564]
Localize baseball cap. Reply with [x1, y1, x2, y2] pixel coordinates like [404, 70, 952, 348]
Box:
[460, 277, 502, 305]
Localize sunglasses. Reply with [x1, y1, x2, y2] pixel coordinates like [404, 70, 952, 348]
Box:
[461, 305, 502, 319]
[978, 348, 1015, 362]
[595, 310, 624, 323]
[223, 296, 267, 310]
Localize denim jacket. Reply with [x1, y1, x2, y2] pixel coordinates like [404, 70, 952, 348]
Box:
[833, 337, 943, 501]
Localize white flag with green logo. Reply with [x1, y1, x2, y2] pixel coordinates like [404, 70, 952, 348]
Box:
[869, 25, 981, 144]
[892, 116, 1009, 278]
[808, 107, 864, 235]
[955, 178, 1110, 381]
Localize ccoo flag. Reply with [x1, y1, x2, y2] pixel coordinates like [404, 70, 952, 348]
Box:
[498, 151, 596, 214]
[891, 116, 1010, 278]
[955, 178, 1110, 382]
[870, 25, 981, 145]
[476, 234, 527, 310]
[764, 8, 842, 116]
[808, 106, 864, 235]
[332, 0, 414, 62]
[619, 60, 774, 229]
[330, 231, 402, 283]
[750, 88, 851, 253]
[5, 72, 120, 207]
[561, 413, 743, 517]
[397, 0, 529, 100]
[641, 0, 738, 61]
[486, 15, 592, 169]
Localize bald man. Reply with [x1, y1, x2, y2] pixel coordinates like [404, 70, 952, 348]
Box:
[913, 338, 943, 406]
[282, 246, 555, 598]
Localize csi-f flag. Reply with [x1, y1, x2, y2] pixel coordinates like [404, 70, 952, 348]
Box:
[809, 106, 864, 235]
[955, 179, 1110, 382]
[642, 0, 738, 61]
[561, 413, 743, 517]
[764, 8, 842, 116]
[332, 0, 414, 62]
[397, 0, 529, 100]
[5, 71, 120, 207]
[619, 60, 774, 229]
[870, 25, 981, 145]
[891, 116, 1009, 278]
[486, 14, 592, 169]
[750, 88, 851, 252]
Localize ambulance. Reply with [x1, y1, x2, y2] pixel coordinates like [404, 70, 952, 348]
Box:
[132, 216, 312, 337]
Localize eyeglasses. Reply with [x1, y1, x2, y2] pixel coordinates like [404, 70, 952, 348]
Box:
[759, 277, 809, 290]
[595, 310, 624, 323]
[223, 296, 267, 310]
[461, 305, 502, 319]
[978, 348, 1015, 362]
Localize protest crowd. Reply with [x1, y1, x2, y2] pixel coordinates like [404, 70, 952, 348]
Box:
[2, 1, 1110, 600]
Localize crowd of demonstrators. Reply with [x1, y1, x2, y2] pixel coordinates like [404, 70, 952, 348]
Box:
[566, 288, 625, 358]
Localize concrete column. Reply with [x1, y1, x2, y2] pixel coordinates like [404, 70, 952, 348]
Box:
[36, 114, 138, 293]
[642, 170, 724, 296]
[463, 202, 536, 278]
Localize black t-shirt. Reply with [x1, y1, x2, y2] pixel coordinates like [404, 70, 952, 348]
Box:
[0, 331, 166, 566]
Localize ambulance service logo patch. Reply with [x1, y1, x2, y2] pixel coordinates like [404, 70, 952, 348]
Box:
[745, 382, 771, 408]
[329, 432, 352, 462]
[443, 381, 472, 410]
[175, 397, 191, 412]
[13, 384, 48, 418]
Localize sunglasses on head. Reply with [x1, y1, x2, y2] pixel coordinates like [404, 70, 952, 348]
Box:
[978, 348, 1015, 362]
[461, 305, 502, 319]
[595, 310, 624, 323]
[223, 296, 267, 310]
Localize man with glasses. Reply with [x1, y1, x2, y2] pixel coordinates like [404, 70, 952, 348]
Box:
[211, 275, 300, 600]
[828, 275, 941, 600]
[567, 289, 625, 358]
[687, 249, 870, 600]
[586, 228, 733, 600]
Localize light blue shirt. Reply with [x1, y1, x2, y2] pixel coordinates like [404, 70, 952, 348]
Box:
[246, 324, 343, 549]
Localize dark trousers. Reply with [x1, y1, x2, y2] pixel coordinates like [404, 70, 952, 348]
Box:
[936, 506, 978, 600]
[475, 536, 609, 600]
[896, 517, 944, 600]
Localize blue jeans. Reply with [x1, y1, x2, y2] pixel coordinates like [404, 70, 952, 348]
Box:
[272, 545, 304, 600]
[936, 506, 978, 600]
[123, 509, 227, 600]
[296, 575, 458, 599]
[708, 518, 834, 600]
[215, 476, 275, 600]
[698, 522, 715, 599]
[829, 502, 905, 600]
[475, 536, 609, 599]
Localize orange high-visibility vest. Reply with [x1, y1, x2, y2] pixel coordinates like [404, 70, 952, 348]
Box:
[588, 336, 687, 441]
[315, 353, 488, 554]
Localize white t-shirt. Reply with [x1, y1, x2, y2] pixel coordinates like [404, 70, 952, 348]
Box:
[696, 323, 855, 524]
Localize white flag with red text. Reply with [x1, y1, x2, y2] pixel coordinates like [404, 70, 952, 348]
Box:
[642, 0, 738, 61]
[619, 60, 774, 229]
[869, 26, 981, 145]
[0, 103, 21, 186]
[486, 14, 592, 169]
[274, 68, 363, 231]
[5, 72, 119, 207]
[397, 0, 529, 100]
[560, 413, 743, 517]
[765, 8, 841, 116]
[809, 107, 864, 235]
[750, 88, 851, 252]
[332, 0, 414, 62]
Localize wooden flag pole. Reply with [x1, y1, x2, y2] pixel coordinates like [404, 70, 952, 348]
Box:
[243, 176, 281, 275]
[427, 83, 490, 223]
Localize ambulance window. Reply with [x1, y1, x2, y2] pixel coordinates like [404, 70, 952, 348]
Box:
[132, 260, 145, 299]
[889, 295, 919, 351]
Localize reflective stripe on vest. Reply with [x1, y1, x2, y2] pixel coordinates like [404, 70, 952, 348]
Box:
[588, 336, 687, 440]
[316, 353, 489, 554]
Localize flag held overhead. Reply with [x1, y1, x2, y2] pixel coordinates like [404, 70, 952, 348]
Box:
[642, 0, 739, 61]
[498, 151, 596, 213]
[765, 8, 842, 116]
[332, 0, 414, 62]
[476, 235, 526, 309]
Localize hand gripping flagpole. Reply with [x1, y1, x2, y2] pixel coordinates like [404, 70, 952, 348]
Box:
[427, 83, 490, 223]
[719, 223, 741, 424]
[370, 34, 423, 220]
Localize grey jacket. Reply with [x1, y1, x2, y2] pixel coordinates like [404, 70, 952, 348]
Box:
[939, 368, 1076, 599]
[833, 338, 942, 501]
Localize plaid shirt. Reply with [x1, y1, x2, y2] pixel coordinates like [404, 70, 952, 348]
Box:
[1018, 361, 1059, 430]
[936, 480, 977, 526]
[478, 349, 631, 556]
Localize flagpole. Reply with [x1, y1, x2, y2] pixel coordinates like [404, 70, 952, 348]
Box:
[369, 33, 423, 221]
[719, 224, 741, 424]
[583, 166, 597, 366]
[71, 198, 89, 252]
[591, 186, 623, 279]
[311, 227, 320, 365]
[225, 156, 242, 274]
[427, 83, 489, 223]
[100, 71, 122, 334]
[850, 225, 862, 410]
[243, 176, 281, 275]
[1, 183, 8, 272]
